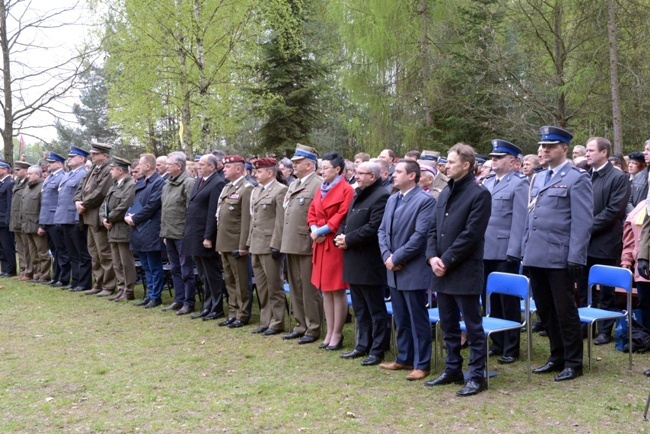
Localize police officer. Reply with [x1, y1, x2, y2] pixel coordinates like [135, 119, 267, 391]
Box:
[482, 139, 529, 364]
[0, 160, 16, 277]
[522, 126, 594, 382]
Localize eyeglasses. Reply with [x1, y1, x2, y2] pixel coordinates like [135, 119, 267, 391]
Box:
[356, 171, 372, 175]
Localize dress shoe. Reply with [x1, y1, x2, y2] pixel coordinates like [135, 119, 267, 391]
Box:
[204, 312, 224, 321]
[533, 361, 563, 374]
[325, 336, 344, 351]
[191, 309, 210, 319]
[84, 288, 102, 295]
[133, 298, 151, 307]
[96, 289, 114, 297]
[644, 369, 650, 377]
[539, 330, 548, 337]
[298, 335, 318, 345]
[406, 369, 430, 381]
[49, 281, 64, 288]
[282, 331, 304, 340]
[498, 355, 518, 364]
[456, 379, 487, 396]
[114, 292, 135, 302]
[46, 279, 58, 285]
[380, 362, 414, 371]
[593, 333, 611, 345]
[361, 355, 383, 366]
[251, 326, 268, 334]
[18, 275, 31, 281]
[176, 305, 194, 315]
[70, 286, 89, 292]
[0, 272, 9, 278]
[340, 349, 367, 360]
[424, 371, 464, 387]
[554, 367, 582, 382]
[488, 350, 500, 357]
[318, 342, 330, 349]
[143, 299, 162, 309]
[262, 328, 282, 336]
[218, 317, 237, 326]
[108, 290, 124, 301]
[162, 302, 183, 311]
[63, 284, 74, 289]
[227, 319, 247, 328]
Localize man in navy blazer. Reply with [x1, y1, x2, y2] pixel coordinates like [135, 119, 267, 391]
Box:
[378, 160, 435, 381]
[425, 143, 492, 396]
[482, 140, 529, 363]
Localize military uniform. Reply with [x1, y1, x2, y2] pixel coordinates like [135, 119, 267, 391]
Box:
[280, 170, 323, 339]
[9, 171, 30, 278]
[0, 164, 16, 276]
[248, 175, 288, 333]
[22, 178, 51, 281]
[216, 175, 254, 324]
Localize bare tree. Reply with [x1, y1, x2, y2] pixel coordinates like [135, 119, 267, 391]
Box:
[0, 0, 96, 164]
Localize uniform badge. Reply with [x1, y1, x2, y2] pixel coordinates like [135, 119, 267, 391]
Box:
[228, 206, 234, 211]
[299, 198, 305, 205]
[229, 193, 240, 199]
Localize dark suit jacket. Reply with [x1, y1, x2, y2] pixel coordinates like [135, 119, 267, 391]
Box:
[0, 175, 15, 227]
[589, 162, 630, 259]
[338, 179, 389, 286]
[182, 171, 225, 257]
[426, 171, 491, 296]
[378, 184, 435, 290]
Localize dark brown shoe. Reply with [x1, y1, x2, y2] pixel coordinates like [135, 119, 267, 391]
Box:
[114, 292, 135, 302]
[176, 305, 195, 315]
[108, 290, 124, 301]
[379, 362, 414, 371]
[96, 289, 114, 297]
[162, 302, 183, 311]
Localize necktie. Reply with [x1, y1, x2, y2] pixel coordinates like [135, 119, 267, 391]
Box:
[494, 178, 500, 187]
[544, 170, 553, 186]
[396, 193, 404, 209]
[198, 178, 204, 189]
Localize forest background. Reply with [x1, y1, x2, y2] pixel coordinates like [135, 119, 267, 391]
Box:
[2, 0, 650, 163]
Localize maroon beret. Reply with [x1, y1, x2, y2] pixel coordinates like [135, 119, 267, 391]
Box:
[253, 158, 277, 169]
[224, 155, 245, 164]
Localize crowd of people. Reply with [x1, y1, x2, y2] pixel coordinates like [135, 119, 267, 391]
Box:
[0, 124, 648, 397]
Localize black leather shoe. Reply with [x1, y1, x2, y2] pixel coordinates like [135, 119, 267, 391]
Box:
[218, 317, 236, 327]
[593, 333, 611, 345]
[326, 336, 344, 351]
[282, 331, 304, 340]
[70, 286, 90, 292]
[488, 350, 499, 357]
[298, 335, 318, 345]
[133, 298, 151, 307]
[533, 361, 563, 374]
[644, 369, 650, 377]
[63, 284, 74, 289]
[191, 309, 210, 319]
[251, 327, 268, 334]
[424, 371, 465, 387]
[456, 379, 487, 396]
[498, 355, 518, 364]
[162, 302, 183, 311]
[46, 279, 58, 286]
[340, 349, 366, 359]
[176, 305, 194, 315]
[554, 367, 582, 382]
[262, 328, 282, 336]
[318, 342, 329, 349]
[227, 319, 246, 328]
[50, 281, 64, 287]
[143, 299, 162, 309]
[361, 355, 383, 366]
[203, 312, 224, 321]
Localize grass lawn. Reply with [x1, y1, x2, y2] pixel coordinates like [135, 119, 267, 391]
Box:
[1, 279, 649, 433]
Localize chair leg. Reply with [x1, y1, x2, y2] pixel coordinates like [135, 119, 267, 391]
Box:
[587, 321, 594, 372]
[485, 334, 490, 390]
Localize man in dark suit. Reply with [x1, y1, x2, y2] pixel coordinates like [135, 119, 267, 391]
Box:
[577, 137, 630, 344]
[377, 160, 435, 381]
[335, 161, 389, 366]
[425, 143, 492, 396]
[481, 140, 528, 364]
[184, 154, 226, 321]
[0, 160, 16, 277]
[522, 126, 593, 382]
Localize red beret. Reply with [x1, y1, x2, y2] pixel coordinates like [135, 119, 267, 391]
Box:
[253, 158, 277, 169]
[224, 155, 245, 164]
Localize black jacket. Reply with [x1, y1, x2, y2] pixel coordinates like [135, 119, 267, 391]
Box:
[338, 178, 389, 286]
[589, 162, 630, 259]
[182, 171, 225, 257]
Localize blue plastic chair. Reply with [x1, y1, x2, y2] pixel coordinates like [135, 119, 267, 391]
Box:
[578, 264, 633, 371]
[283, 282, 292, 329]
[461, 272, 532, 389]
[427, 307, 441, 372]
[385, 300, 396, 355]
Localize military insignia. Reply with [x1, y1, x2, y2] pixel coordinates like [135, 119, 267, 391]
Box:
[262, 204, 267, 209]
[299, 198, 305, 205]
[229, 193, 240, 199]
[228, 206, 234, 211]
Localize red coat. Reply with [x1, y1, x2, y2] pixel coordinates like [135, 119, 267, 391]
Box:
[308, 179, 354, 291]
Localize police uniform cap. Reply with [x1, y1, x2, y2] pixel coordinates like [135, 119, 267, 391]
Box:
[489, 139, 522, 157]
[46, 152, 66, 163]
[539, 126, 573, 145]
[68, 146, 90, 158]
[0, 160, 11, 169]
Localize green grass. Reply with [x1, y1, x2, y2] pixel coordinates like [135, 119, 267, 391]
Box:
[1, 279, 649, 433]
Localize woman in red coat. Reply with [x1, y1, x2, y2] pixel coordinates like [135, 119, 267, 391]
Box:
[308, 153, 354, 350]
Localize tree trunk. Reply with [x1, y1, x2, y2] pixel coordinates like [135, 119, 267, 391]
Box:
[607, 0, 623, 153]
[418, 0, 432, 130]
[175, 0, 193, 155]
[0, 0, 14, 164]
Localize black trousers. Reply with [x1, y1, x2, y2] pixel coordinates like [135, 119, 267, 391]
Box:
[483, 260, 521, 357]
[45, 225, 70, 283]
[528, 267, 583, 369]
[195, 255, 224, 316]
[576, 257, 618, 335]
[61, 224, 92, 289]
[0, 227, 16, 275]
[349, 283, 388, 356]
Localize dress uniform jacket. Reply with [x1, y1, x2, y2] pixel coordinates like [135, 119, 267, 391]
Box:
[129, 172, 164, 252]
[588, 162, 630, 259]
[247, 179, 288, 254]
[9, 178, 28, 232]
[54, 166, 87, 224]
[521, 164, 594, 268]
[426, 172, 491, 295]
[21, 179, 43, 234]
[280, 172, 322, 255]
[73, 163, 112, 230]
[100, 178, 136, 243]
[378, 185, 435, 291]
[38, 170, 65, 225]
[216, 176, 254, 252]
[482, 171, 528, 260]
[0, 175, 14, 228]
[182, 171, 225, 257]
[430, 171, 449, 200]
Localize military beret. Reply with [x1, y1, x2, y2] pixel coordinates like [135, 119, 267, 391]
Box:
[253, 158, 277, 169]
[224, 155, 245, 164]
[489, 139, 522, 158]
[89, 141, 113, 154]
[539, 126, 573, 145]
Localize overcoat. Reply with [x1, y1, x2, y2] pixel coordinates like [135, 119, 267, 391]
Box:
[129, 172, 164, 252]
[182, 171, 225, 257]
[307, 177, 354, 291]
[426, 171, 491, 295]
[9, 178, 27, 232]
[21, 179, 43, 234]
